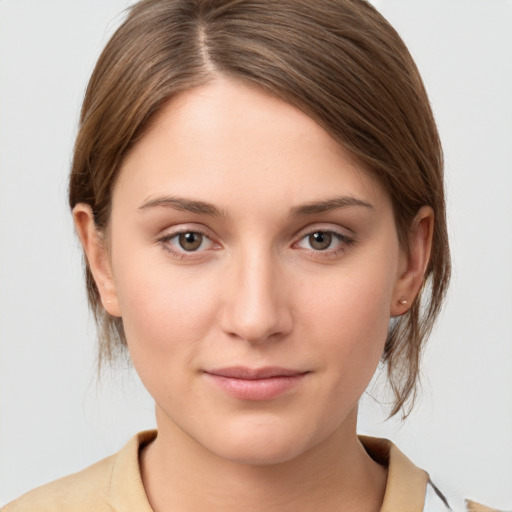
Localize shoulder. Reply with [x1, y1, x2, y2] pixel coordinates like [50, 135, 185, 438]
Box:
[2, 454, 116, 512]
[2, 430, 157, 512]
[359, 436, 500, 512]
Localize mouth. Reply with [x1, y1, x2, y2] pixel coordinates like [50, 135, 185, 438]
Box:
[203, 366, 309, 401]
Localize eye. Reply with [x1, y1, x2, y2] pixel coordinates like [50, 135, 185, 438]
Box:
[307, 232, 333, 251]
[161, 230, 215, 253]
[177, 232, 205, 251]
[296, 230, 352, 252]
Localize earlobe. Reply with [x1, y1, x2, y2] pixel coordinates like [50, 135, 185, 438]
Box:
[73, 204, 121, 317]
[391, 206, 434, 316]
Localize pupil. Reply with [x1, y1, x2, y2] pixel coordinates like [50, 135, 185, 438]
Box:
[310, 232, 332, 250]
[179, 232, 202, 251]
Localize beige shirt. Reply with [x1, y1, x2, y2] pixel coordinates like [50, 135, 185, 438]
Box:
[2, 430, 481, 512]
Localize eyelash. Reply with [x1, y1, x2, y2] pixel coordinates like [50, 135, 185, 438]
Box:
[157, 228, 355, 260]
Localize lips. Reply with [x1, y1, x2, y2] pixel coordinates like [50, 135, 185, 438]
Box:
[203, 366, 309, 401]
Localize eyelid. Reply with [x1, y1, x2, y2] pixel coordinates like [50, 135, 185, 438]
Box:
[158, 222, 217, 239]
[293, 223, 354, 241]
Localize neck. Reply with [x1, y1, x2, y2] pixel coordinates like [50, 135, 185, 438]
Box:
[141, 409, 387, 512]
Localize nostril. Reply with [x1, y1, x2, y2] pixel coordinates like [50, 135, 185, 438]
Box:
[221, 300, 292, 344]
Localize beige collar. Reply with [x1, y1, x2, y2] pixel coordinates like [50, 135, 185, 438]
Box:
[108, 431, 428, 512]
[109, 430, 156, 512]
[360, 436, 429, 512]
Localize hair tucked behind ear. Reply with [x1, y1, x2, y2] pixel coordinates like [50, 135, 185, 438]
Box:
[69, 0, 450, 417]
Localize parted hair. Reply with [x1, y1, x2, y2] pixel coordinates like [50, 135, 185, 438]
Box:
[69, 0, 450, 417]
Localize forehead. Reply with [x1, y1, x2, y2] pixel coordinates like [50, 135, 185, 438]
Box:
[114, 76, 390, 216]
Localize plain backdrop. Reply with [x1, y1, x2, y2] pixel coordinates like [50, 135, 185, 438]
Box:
[1, 0, 511, 508]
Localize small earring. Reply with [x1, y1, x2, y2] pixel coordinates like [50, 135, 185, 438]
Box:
[398, 297, 408, 306]
[106, 300, 112, 304]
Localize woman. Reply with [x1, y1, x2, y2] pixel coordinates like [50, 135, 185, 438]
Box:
[3, 0, 491, 511]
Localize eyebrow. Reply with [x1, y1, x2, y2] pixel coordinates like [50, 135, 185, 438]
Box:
[138, 196, 225, 217]
[289, 196, 373, 216]
[138, 195, 373, 217]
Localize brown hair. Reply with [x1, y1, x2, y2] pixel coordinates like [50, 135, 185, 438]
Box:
[69, 0, 450, 417]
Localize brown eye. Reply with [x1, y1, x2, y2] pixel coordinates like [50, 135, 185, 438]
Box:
[308, 232, 332, 250]
[178, 232, 203, 251]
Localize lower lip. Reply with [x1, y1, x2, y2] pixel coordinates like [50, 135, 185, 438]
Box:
[204, 373, 307, 401]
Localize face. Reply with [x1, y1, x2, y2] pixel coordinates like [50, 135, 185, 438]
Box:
[85, 77, 414, 465]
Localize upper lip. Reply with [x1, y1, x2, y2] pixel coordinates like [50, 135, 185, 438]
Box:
[205, 367, 308, 380]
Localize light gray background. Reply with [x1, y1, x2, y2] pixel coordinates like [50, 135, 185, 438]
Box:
[1, 0, 511, 508]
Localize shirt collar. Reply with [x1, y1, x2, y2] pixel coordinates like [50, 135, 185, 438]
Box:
[360, 435, 429, 512]
[109, 431, 428, 512]
[109, 429, 156, 512]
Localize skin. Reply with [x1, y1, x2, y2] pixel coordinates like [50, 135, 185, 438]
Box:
[75, 76, 433, 512]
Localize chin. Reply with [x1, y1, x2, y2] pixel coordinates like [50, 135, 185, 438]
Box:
[197, 414, 321, 467]
[212, 436, 308, 467]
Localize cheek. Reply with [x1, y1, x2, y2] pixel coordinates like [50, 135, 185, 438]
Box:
[112, 253, 220, 367]
[316, 289, 389, 369]
[301, 256, 397, 391]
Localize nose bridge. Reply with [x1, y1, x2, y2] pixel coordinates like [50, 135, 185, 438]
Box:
[222, 242, 291, 343]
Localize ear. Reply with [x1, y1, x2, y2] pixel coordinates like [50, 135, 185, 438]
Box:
[391, 206, 434, 316]
[73, 204, 121, 317]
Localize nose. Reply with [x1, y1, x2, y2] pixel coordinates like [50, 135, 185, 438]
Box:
[220, 247, 293, 344]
